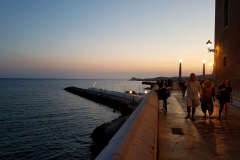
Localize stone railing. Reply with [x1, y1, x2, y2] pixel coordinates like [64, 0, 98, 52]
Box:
[96, 85, 159, 160]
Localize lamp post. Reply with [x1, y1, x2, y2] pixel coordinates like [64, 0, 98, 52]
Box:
[179, 59, 182, 80]
[129, 90, 132, 102]
[144, 90, 148, 97]
[203, 60, 206, 80]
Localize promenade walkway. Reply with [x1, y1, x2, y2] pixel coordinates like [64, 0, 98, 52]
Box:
[157, 90, 240, 160]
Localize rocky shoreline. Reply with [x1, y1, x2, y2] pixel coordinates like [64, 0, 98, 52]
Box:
[64, 87, 140, 155]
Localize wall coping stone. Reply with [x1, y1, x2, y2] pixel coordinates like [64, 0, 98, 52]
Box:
[95, 85, 158, 160]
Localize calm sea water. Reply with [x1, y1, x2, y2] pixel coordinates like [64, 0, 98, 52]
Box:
[0, 79, 145, 160]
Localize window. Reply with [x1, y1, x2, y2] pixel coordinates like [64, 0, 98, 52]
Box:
[223, 0, 229, 28]
[223, 57, 226, 66]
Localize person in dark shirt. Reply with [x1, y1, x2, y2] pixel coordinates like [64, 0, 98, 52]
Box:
[160, 79, 164, 88]
[156, 80, 160, 87]
[217, 79, 233, 123]
[181, 79, 187, 96]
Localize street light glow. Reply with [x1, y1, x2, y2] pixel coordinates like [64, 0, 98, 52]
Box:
[206, 40, 212, 49]
[179, 59, 182, 63]
[144, 91, 148, 94]
[129, 91, 132, 94]
[209, 62, 214, 67]
[203, 60, 206, 63]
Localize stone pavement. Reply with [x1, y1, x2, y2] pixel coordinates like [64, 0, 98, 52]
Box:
[157, 90, 240, 160]
[175, 92, 240, 160]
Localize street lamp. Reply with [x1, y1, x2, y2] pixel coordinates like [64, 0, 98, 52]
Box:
[203, 60, 206, 80]
[209, 62, 214, 67]
[206, 40, 217, 53]
[144, 90, 148, 97]
[129, 90, 132, 102]
[179, 59, 182, 80]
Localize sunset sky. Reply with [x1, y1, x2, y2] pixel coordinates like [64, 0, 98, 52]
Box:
[0, 0, 215, 79]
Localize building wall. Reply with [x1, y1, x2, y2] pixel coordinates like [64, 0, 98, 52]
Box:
[214, 0, 240, 97]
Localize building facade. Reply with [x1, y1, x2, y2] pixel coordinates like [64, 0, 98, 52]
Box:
[214, 0, 240, 97]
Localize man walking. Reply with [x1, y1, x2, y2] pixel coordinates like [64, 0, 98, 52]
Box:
[185, 73, 203, 121]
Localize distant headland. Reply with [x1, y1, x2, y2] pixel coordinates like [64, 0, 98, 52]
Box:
[129, 74, 213, 81]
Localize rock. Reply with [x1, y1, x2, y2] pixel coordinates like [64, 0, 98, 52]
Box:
[90, 105, 136, 155]
[90, 116, 128, 154]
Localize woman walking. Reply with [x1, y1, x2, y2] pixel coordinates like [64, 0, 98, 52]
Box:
[217, 79, 233, 123]
[201, 80, 215, 119]
[181, 79, 187, 96]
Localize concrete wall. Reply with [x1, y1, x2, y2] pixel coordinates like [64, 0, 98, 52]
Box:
[88, 88, 144, 102]
[95, 85, 159, 160]
[214, 0, 240, 97]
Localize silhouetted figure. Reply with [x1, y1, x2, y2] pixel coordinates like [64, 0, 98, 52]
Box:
[217, 79, 233, 123]
[156, 80, 160, 87]
[159, 79, 164, 88]
[201, 80, 215, 119]
[181, 79, 187, 96]
[185, 73, 203, 121]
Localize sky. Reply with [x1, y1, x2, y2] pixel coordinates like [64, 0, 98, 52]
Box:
[0, 0, 215, 79]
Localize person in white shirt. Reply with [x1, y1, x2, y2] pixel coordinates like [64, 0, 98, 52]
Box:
[184, 73, 203, 121]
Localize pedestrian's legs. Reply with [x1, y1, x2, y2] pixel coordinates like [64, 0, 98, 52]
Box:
[192, 107, 196, 120]
[187, 106, 191, 115]
[209, 111, 212, 118]
[185, 106, 191, 119]
[208, 104, 213, 119]
[185, 97, 192, 119]
[219, 103, 224, 120]
[225, 103, 230, 123]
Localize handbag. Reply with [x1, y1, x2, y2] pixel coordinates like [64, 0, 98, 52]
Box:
[217, 94, 221, 100]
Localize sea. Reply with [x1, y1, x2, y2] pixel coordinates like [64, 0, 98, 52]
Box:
[0, 79, 146, 160]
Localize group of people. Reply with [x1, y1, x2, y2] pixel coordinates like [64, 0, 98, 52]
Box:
[157, 79, 172, 88]
[184, 73, 233, 123]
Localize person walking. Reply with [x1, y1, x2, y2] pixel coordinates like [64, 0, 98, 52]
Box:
[181, 79, 187, 96]
[160, 79, 164, 88]
[185, 73, 203, 121]
[155, 84, 167, 112]
[217, 79, 233, 123]
[156, 80, 160, 87]
[201, 80, 215, 119]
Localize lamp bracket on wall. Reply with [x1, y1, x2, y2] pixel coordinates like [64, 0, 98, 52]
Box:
[208, 49, 217, 53]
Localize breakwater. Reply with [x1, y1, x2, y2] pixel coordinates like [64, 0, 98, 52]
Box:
[64, 87, 142, 113]
[64, 86, 143, 155]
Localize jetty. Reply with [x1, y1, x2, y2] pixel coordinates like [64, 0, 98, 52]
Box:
[64, 86, 143, 112]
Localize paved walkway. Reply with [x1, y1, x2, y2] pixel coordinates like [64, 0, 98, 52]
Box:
[157, 90, 240, 160]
